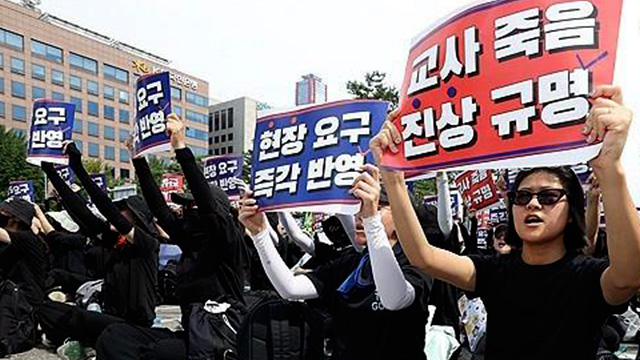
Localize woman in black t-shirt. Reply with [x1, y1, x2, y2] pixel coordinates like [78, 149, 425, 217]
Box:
[369, 85, 640, 360]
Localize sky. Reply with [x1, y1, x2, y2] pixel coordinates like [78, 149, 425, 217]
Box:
[37, 0, 472, 108]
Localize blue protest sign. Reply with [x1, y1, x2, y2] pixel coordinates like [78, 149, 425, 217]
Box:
[489, 207, 508, 225]
[90, 174, 107, 193]
[250, 100, 388, 214]
[134, 71, 171, 157]
[203, 155, 242, 200]
[55, 165, 74, 186]
[27, 100, 75, 166]
[7, 180, 34, 203]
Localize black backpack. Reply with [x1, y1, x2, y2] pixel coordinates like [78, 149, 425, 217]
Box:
[0, 279, 36, 357]
[187, 298, 247, 360]
[237, 299, 325, 360]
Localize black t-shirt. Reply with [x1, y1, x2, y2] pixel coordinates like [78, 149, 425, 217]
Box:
[45, 231, 87, 276]
[469, 251, 628, 360]
[0, 231, 47, 307]
[306, 243, 432, 360]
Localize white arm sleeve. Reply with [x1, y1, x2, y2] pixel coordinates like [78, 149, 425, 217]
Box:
[364, 213, 416, 311]
[267, 223, 280, 246]
[335, 213, 364, 252]
[277, 212, 315, 255]
[251, 229, 319, 300]
[436, 172, 453, 238]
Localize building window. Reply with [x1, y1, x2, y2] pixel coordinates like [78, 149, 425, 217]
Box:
[70, 75, 82, 91]
[227, 108, 234, 128]
[185, 91, 208, 107]
[88, 122, 99, 137]
[87, 80, 99, 96]
[11, 81, 25, 99]
[220, 147, 226, 155]
[31, 63, 45, 81]
[10, 57, 25, 75]
[119, 129, 129, 142]
[88, 143, 99, 158]
[0, 53, 3, 69]
[214, 112, 220, 131]
[74, 140, 83, 152]
[221, 134, 226, 142]
[52, 91, 64, 101]
[0, 28, 24, 50]
[174, 105, 182, 117]
[228, 133, 234, 141]
[171, 87, 181, 101]
[71, 96, 83, 113]
[214, 136, 219, 143]
[69, 52, 97, 74]
[191, 146, 209, 157]
[104, 125, 115, 140]
[214, 148, 219, 155]
[51, 69, 64, 86]
[31, 39, 63, 63]
[185, 109, 207, 125]
[32, 86, 45, 100]
[12, 104, 27, 122]
[120, 149, 130, 163]
[0, 76, 3, 94]
[119, 109, 130, 124]
[88, 101, 99, 117]
[118, 89, 129, 104]
[185, 128, 208, 141]
[104, 105, 115, 120]
[221, 111, 227, 130]
[103, 85, 115, 100]
[73, 119, 83, 134]
[104, 145, 115, 160]
[0, 101, 5, 118]
[228, 146, 233, 154]
[103, 63, 129, 83]
[120, 168, 130, 179]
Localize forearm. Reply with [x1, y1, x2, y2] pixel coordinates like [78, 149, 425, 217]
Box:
[436, 172, 453, 238]
[132, 157, 177, 232]
[251, 229, 319, 300]
[585, 194, 601, 255]
[364, 213, 415, 310]
[175, 148, 220, 216]
[0, 228, 10, 244]
[278, 212, 314, 255]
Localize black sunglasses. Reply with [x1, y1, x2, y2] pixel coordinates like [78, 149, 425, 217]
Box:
[508, 189, 567, 206]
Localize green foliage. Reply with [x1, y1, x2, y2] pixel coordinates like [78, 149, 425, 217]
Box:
[0, 126, 44, 202]
[346, 71, 399, 110]
[242, 150, 252, 184]
[411, 178, 436, 201]
[147, 156, 181, 186]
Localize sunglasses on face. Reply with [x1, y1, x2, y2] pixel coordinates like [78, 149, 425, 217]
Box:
[508, 189, 567, 206]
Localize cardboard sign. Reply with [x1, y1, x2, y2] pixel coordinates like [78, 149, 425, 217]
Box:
[160, 174, 184, 205]
[27, 100, 75, 166]
[455, 170, 500, 210]
[55, 165, 74, 187]
[90, 174, 107, 193]
[203, 155, 242, 200]
[7, 180, 34, 203]
[133, 71, 172, 157]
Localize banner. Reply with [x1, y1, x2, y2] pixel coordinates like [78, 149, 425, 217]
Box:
[55, 165, 74, 187]
[383, 0, 623, 173]
[203, 155, 242, 200]
[489, 207, 508, 225]
[133, 71, 172, 158]
[7, 180, 34, 203]
[455, 170, 500, 210]
[27, 100, 75, 166]
[251, 100, 388, 213]
[423, 189, 462, 219]
[90, 174, 107, 193]
[160, 174, 184, 205]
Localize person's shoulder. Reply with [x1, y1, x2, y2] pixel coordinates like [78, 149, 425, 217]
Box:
[568, 252, 609, 273]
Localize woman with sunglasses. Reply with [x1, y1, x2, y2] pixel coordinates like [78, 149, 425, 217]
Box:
[369, 85, 640, 360]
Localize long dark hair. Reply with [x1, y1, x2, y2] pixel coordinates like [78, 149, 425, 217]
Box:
[505, 167, 587, 252]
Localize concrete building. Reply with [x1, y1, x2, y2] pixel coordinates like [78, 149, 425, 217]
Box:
[295, 73, 327, 106]
[209, 96, 258, 156]
[0, 0, 210, 180]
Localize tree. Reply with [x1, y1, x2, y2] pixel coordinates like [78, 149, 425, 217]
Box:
[0, 126, 45, 202]
[411, 178, 436, 202]
[242, 150, 253, 184]
[346, 71, 399, 110]
[147, 156, 181, 186]
[81, 158, 124, 189]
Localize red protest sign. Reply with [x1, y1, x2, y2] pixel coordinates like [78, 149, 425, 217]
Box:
[160, 174, 184, 204]
[383, 0, 623, 172]
[455, 170, 500, 210]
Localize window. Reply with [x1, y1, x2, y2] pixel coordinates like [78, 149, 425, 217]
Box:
[191, 146, 209, 157]
[51, 91, 64, 101]
[228, 133, 234, 141]
[185, 109, 208, 125]
[0, 76, 3, 94]
[118, 89, 129, 104]
[119, 129, 129, 141]
[104, 105, 115, 120]
[12, 128, 26, 137]
[0, 53, 3, 69]
[103, 64, 129, 83]
[185, 91, 208, 107]
[87, 80, 99, 96]
[88, 101, 99, 117]
[174, 105, 182, 116]
[31, 39, 63, 63]
[0, 101, 5, 118]
[88, 143, 99, 157]
[74, 140, 83, 152]
[103, 85, 114, 100]
[171, 87, 182, 101]
[214, 136, 219, 143]
[214, 148, 219, 155]
[32, 86, 45, 100]
[51, 69, 64, 86]
[228, 146, 233, 154]
[120, 168, 130, 179]
[71, 96, 83, 113]
[214, 112, 220, 131]
[119, 109, 130, 124]
[104, 146, 115, 160]
[220, 147, 226, 155]
[88, 122, 99, 137]
[12, 104, 26, 122]
[31, 63, 45, 81]
[0, 28, 24, 50]
[221, 111, 227, 130]
[104, 125, 115, 140]
[73, 119, 83, 134]
[186, 128, 208, 141]
[69, 52, 97, 74]
[10, 57, 25, 75]
[11, 81, 25, 99]
[227, 108, 234, 128]
[70, 75, 82, 91]
[221, 134, 226, 142]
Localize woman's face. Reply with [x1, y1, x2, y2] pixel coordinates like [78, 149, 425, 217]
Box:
[513, 171, 570, 246]
[492, 231, 511, 255]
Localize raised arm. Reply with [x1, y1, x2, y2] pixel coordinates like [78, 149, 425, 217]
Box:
[584, 174, 601, 256]
[278, 212, 315, 255]
[436, 172, 454, 238]
[370, 113, 477, 292]
[586, 86, 640, 305]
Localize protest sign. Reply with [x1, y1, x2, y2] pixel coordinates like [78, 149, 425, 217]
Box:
[250, 100, 388, 213]
[489, 207, 508, 225]
[55, 165, 74, 187]
[133, 72, 172, 158]
[383, 0, 623, 173]
[203, 155, 242, 200]
[7, 180, 34, 203]
[423, 189, 462, 219]
[455, 170, 500, 210]
[27, 100, 75, 166]
[90, 174, 107, 193]
[160, 174, 184, 205]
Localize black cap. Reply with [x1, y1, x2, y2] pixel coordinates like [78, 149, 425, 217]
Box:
[0, 198, 35, 227]
[170, 191, 195, 206]
[114, 195, 157, 236]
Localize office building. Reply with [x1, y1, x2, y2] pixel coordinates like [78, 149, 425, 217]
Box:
[209, 96, 258, 156]
[295, 73, 327, 106]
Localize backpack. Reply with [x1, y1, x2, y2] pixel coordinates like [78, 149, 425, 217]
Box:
[158, 261, 179, 305]
[0, 279, 36, 357]
[237, 299, 325, 360]
[187, 298, 247, 360]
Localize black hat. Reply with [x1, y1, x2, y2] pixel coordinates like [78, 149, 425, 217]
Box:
[170, 192, 195, 206]
[114, 195, 157, 236]
[0, 198, 35, 227]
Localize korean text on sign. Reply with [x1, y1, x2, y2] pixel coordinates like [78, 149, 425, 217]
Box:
[160, 174, 184, 205]
[251, 100, 388, 214]
[134, 71, 172, 158]
[27, 100, 75, 166]
[203, 155, 242, 200]
[455, 170, 500, 210]
[7, 180, 34, 203]
[383, 0, 623, 173]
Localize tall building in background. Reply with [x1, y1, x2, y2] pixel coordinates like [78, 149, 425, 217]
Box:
[295, 73, 327, 106]
[0, 0, 210, 180]
[209, 96, 258, 156]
